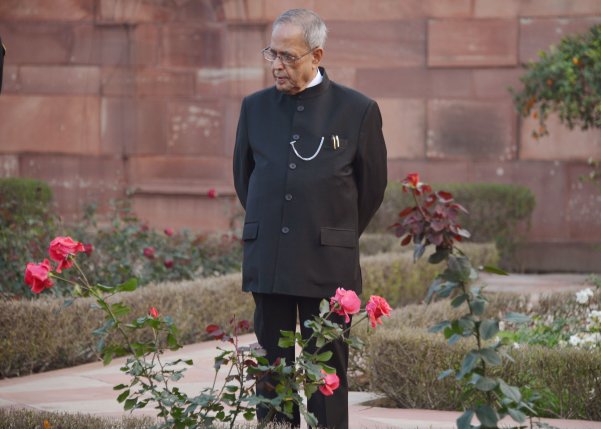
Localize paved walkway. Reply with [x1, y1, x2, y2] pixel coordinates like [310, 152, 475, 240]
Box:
[1, 273, 599, 429]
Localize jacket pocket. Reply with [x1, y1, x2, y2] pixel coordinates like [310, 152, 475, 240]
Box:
[320, 227, 356, 248]
[242, 221, 259, 241]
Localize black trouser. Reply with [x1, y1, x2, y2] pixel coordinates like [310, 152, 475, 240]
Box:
[252, 293, 349, 429]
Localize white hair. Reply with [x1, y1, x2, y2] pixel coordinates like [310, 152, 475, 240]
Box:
[273, 8, 327, 49]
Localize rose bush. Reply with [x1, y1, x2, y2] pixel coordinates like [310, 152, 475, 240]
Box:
[24, 237, 390, 428]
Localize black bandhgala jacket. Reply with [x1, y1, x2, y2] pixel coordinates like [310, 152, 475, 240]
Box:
[233, 68, 387, 298]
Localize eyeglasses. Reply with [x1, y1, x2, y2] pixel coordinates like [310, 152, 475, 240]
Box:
[261, 47, 315, 66]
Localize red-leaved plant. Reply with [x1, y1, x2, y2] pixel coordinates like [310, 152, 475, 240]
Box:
[395, 173, 538, 429]
[24, 237, 391, 429]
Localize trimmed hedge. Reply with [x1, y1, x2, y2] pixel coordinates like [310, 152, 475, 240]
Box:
[0, 273, 253, 378]
[360, 242, 498, 307]
[366, 326, 601, 420]
[0, 408, 153, 429]
[366, 182, 536, 268]
[0, 244, 498, 378]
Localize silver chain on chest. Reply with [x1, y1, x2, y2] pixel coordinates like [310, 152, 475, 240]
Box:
[289, 137, 325, 161]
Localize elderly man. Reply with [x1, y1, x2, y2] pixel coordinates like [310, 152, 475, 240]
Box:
[233, 8, 387, 428]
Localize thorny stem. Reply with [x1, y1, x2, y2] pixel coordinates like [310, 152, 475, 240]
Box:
[70, 262, 170, 422]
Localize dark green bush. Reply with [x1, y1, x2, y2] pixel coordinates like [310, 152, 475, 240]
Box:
[366, 182, 536, 268]
[0, 178, 60, 297]
[0, 194, 242, 299]
[365, 327, 601, 420]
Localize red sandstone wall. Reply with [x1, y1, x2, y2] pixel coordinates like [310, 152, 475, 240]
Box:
[1, 0, 601, 270]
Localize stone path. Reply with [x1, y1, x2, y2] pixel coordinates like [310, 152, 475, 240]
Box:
[1, 273, 599, 429]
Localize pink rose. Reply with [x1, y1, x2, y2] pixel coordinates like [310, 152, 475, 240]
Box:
[330, 288, 361, 323]
[48, 236, 85, 273]
[24, 259, 54, 294]
[148, 307, 159, 319]
[319, 370, 340, 396]
[365, 295, 392, 328]
[207, 188, 218, 199]
[143, 247, 155, 259]
[164, 228, 174, 237]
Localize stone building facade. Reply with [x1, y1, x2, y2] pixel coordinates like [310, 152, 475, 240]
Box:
[1, 0, 600, 271]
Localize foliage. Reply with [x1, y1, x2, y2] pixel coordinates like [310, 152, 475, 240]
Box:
[0, 194, 242, 299]
[0, 178, 60, 298]
[511, 24, 601, 139]
[23, 236, 391, 428]
[367, 182, 535, 269]
[1, 246, 496, 379]
[395, 173, 536, 429]
[366, 326, 601, 420]
[0, 273, 254, 378]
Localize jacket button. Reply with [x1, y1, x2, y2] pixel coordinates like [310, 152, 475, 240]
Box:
[289, 162, 297, 170]
[284, 193, 293, 201]
[297, 105, 304, 112]
[292, 134, 300, 140]
[281, 226, 290, 234]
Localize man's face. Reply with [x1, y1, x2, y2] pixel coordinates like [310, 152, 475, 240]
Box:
[269, 23, 322, 95]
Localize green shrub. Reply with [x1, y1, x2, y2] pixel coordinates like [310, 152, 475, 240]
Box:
[0, 178, 60, 298]
[0, 196, 243, 299]
[0, 273, 254, 378]
[366, 182, 535, 268]
[360, 242, 499, 307]
[365, 327, 601, 420]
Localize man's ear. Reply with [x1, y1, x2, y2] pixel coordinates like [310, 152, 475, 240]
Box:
[312, 47, 324, 66]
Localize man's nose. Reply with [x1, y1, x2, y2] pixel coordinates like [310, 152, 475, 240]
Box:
[272, 56, 284, 69]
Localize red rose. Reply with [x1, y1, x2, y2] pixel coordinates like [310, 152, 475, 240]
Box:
[330, 288, 361, 323]
[48, 236, 85, 273]
[319, 370, 340, 396]
[405, 173, 419, 187]
[83, 243, 94, 256]
[164, 228, 174, 237]
[207, 188, 218, 199]
[143, 247, 155, 259]
[24, 259, 54, 294]
[164, 259, 174, 269]
[365, 295, 392, 328]
[148, 307, 159, 319]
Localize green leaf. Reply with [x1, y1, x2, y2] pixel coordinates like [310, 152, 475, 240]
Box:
[475, 404, 499, 427]
[499, 379, 522, 403]
[413, 243, 426, 262]
[167, 332, 179, 350]
[429, 320, 451, 333]
[315, 351, 333, 362]
[504, 312, 530, 324]
[482, 265, 508, 275]
[451, 293, 468, 308]
[319, 299, 330, 316]
[428, 247, 449, 264]
[437, 369, 454, 380]
[507, 407, 527, 423]
[123, 398, 137, 411]
[456, 410, 474, 429]
[479, 319, 500, 340]
[470, 299, 486, 316]
[447, 255, 472, 283]
[96, 283, 115, 292]
[457, 351, 480, 379]
[113, 384, 128, 390]
[243, 410, 255, 421]
[474, 376, 498, 392]
[102, 349, 114, 366]
[480, 348, 502, 366]
[117, 390, 130, 403]
[116, 278, 138, 293]
[110, 302, 131, 318]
